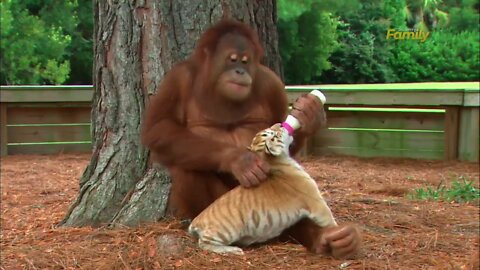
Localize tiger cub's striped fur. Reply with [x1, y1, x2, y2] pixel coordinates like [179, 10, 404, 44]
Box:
[188, 123, 337, 255]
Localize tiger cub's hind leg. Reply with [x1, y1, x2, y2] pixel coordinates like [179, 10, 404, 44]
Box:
[196, 232, 244, 255]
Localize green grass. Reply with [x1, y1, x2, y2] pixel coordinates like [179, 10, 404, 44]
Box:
[407, 176, 480, 203]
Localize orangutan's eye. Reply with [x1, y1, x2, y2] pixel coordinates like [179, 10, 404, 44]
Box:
[230, 54, 238, 62]
[241, 55, 248, 64]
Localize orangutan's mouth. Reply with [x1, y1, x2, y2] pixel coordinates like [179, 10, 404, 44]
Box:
[228, 81, 250, 87]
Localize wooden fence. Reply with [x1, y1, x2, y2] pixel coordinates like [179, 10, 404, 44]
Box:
[1, 82, 479, 162]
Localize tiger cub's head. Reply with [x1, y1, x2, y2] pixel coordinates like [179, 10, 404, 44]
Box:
[248, 123, 293, 157]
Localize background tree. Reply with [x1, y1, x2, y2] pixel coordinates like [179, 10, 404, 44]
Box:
[389, 0, 479, 82]
[0, 0, 94, 85]
[389, 29, 479, 82]
[318, 0, 479, 84]
[2, 0, 476, 86]
[60, 0, 281, 227]
[65, 2, 94, 85]
[319, 0, 401, 84]
[277, 0, 359, 84]
[443, 0, 479, 32]
[0, 0, 75, 84]
[404, 0, 449, 30]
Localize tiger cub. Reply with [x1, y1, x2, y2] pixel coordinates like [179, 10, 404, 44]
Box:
[188, 123, 338, 255]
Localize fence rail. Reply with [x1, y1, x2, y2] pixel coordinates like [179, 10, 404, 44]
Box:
[1, 82, 479, 161]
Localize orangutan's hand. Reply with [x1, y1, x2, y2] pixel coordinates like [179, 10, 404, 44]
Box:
[312, 224, 361, 259]
[290, 93, 327, 137]
[230, 150, 270, 188]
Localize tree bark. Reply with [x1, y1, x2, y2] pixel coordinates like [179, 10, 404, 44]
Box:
[60, 0, 281, 227]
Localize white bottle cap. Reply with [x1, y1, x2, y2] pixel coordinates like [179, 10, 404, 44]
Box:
[310, 89, 326, 104]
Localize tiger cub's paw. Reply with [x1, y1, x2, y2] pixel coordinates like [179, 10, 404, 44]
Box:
[218, 246, 244, 256]
[199, 243, 245, 256]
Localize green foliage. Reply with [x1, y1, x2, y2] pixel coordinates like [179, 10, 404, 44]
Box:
[409, 183, 447, 201]
[442, 0, 480, 32]
[408, 176, 480, 203]
[66, 2, 93, 84]
[43, 59, 71, 84]
[2, 0, 477, 85]
[315, 0, 479, 83]
[383, 0, 408, 29]
[279, 10, 338, 84]
[318, 0, 399, 83]
[278, 0, 360, 21]
[26, 0, 94, 84]
[390, 0, 479, 82]
[278, 0, 358, 84]
[0, 0, 92, 85]
[404, 0, 449, 31]
[0, 0, 76, 85]
[319, 23, 398, 83]
[389, 30, 480, 82]
[277, 0, 316, 21]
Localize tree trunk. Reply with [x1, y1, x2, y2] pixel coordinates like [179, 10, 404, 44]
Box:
[60, 0, 281, 227]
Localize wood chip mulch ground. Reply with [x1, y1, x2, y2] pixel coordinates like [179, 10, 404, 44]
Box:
[1, 153, 479, 269]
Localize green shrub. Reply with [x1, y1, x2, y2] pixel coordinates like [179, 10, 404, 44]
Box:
[443, 0, 480, 32]
[408, 176, 480, 203]
[389, 30, 480, 82]
[319, 22, 398, 83]
[277, 0, 359, 84]
[0, 0, 75, 85]
[318, 0, 401, 83]
[279, 10, 338, 84]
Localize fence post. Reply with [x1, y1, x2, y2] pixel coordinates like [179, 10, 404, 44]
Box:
[458, 107, 479, 162]
[444, 106, 460, 160]
[0, 103, 7, 156]
[457, 88, 480, 162]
